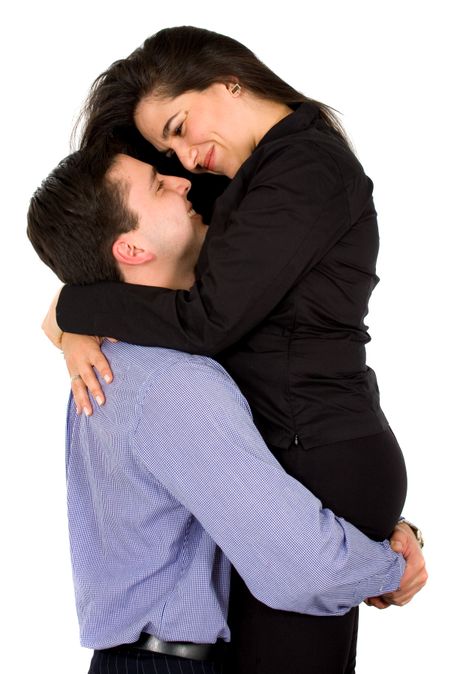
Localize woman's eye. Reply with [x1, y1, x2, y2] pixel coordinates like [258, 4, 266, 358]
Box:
[164, 122, 184, 158]
[163, 122, 183, 158]
[156, 180, 164, 192]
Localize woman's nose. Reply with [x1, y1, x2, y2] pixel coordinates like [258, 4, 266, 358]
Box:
[175, 142, 200, 172]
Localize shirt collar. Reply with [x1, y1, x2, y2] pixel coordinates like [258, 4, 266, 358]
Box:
[257, 102, 321, 148]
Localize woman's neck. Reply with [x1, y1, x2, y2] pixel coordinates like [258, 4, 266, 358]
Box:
[246, 97, 293, 149]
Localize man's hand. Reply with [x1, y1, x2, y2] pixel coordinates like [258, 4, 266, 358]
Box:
[42, 288, 64, 348]
[366, 521, 428, 609]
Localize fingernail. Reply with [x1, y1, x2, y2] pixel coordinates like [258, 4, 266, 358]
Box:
[83, 407, 91, 417]
[96, 396, 104, 406]
[104, 374, 112, 383]
[76, 406, 81, 415]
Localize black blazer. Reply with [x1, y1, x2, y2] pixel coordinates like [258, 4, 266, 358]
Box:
[58, 103, 389, 450]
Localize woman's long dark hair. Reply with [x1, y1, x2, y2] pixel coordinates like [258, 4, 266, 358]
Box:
[76, 26, 350, 155]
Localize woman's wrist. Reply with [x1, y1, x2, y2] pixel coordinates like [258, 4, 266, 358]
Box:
[42, 288, 64, 348]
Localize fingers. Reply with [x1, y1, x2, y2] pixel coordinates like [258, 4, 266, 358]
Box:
[389, 523, 410, 552]
[76, 366, 105, 415]
[383, 562, 428, 607]
[90, 349, 114, 389]
[377, 520, 428, 609]
[71, 375, 93, 417]
[382, 543, 428, 607]
[62, 333, 114, 415]
[365, 597, 391, 610]
[390, 539, 404, 554]
[368, 560, 428, 609]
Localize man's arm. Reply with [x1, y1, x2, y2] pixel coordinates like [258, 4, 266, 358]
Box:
[132, 355, 406, 617]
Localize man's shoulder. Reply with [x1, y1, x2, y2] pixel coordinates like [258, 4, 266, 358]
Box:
[98, 343, 252, 436]
[102, 341, 232, 392]
[81, 344, 245, 436]
[109, 343, 250, 417]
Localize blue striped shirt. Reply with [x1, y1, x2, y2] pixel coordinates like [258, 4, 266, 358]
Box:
[66, 342, 405, 649]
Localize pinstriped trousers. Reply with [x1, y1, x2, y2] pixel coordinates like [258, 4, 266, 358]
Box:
[88, 648, 224, 673]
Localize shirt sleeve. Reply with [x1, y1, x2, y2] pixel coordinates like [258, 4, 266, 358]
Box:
[56, 143, 364, 355]
[132, 356, 405, 616]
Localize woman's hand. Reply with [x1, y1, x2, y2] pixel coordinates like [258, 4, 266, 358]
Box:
[62, 333, 114, 416]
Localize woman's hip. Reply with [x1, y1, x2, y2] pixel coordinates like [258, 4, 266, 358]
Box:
[272, 427, 407, 541]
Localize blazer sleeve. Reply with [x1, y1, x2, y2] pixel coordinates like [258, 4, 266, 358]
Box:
[57, 143, 364, 355]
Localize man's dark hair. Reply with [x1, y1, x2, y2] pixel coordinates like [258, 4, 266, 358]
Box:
[27, 148, 138, 285]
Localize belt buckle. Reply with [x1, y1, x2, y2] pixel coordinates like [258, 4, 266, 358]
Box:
[137, 633, 216, 662]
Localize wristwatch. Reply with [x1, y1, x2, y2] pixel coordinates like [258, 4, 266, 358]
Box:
[399, 519, 424, 549]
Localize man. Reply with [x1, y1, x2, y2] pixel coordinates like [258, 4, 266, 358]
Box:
[27, 149, 426, 674]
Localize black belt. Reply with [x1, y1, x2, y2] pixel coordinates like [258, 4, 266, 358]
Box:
[115, 633, 223, 662]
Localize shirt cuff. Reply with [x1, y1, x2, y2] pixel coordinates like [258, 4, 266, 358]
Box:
[355, 540, 405, 603]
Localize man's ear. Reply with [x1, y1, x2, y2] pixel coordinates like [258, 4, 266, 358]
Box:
[112, 238, 155, 266]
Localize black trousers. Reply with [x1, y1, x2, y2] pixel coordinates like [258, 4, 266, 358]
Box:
[88, 647, 224, 673]
[225, 428, 407, 674]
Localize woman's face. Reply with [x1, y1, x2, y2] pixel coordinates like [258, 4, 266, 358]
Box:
[134, 83, 256, 179]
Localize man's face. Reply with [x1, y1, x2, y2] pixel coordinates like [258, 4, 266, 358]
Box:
[109, 154, 207, 267]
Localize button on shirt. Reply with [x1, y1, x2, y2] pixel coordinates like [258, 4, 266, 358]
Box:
[67, 342, 404, 649]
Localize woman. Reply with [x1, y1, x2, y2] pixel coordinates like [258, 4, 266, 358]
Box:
[52, 26, 409, 674]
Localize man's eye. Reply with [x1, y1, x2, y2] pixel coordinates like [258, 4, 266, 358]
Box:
[156, 180, 164, 192]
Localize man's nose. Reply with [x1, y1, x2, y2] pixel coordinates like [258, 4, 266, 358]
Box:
[165, 175, 191, 194]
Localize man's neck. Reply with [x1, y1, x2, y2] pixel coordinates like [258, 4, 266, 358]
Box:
[122, 262, 195, 291]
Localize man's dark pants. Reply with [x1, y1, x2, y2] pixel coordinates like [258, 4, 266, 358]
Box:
[89, 647, 224, 673]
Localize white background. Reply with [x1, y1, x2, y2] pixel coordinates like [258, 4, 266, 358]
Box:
[2, 1, 448, 671]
